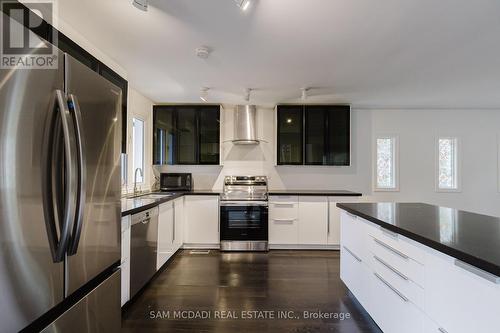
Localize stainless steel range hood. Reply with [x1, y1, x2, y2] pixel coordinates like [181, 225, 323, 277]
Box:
[233, 105, 259, 145]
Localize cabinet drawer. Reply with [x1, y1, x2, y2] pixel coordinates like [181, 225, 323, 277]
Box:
[368, 268, 424, 333]
[340, 245, 371, 309]
[269, 218, 298, 244]
[269, 202, 298, 220]
[425, 249, 500, 333]
[369, 252, 424, 310]
[366, 224, 425, 264]
[340, 211, 368, 262]
[368, 235, 425, 287]
[269, 195, 299, 203]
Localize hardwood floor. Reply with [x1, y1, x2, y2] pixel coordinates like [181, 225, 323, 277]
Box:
[122, 250, 381, 333]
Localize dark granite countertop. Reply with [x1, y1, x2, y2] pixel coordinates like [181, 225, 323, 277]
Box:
[122, 190, 221, 216]
[337, 202, 500, 277]
[269, 190, 362, 196]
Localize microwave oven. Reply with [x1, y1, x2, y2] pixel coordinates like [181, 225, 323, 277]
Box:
[160, 173, 192, 191]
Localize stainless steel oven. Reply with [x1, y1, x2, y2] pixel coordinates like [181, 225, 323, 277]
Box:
[220, 176, 269, 251]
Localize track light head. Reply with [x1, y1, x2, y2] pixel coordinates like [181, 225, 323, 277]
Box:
[132, 0, 148, 11]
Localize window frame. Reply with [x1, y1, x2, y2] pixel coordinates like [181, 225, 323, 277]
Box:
[132, 116, 146, 184]
[435, 136, 461, 193]
[373, 135, 399, 192]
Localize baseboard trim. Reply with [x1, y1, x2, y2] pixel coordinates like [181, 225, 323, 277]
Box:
[182, 243, 221, 250]
[181, 243, 340, 250]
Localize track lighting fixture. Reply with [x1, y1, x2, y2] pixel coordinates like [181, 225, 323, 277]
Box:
[200, 87, 209, 102]
[234, 0, 251, 11]
[132, 0, 148, 11]
[244, 88, 252, 102]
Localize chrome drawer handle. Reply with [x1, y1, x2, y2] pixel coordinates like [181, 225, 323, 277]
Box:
[454, 260, 500, 284]
[343, 246, 362, 262]
[373, 255, 409, 281]
[273, 203, 296, 207]
[373, 272, 409, 302]
[373, 238, 409, 260]
[273, 218, 295, 223]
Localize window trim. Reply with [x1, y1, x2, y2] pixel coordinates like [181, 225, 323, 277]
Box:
[132, 116, 146, 184]
[373, 135, 399, 192]
[435, 136, 461, 193]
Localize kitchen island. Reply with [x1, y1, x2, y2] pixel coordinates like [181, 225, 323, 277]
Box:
[337, 202, 500, 333]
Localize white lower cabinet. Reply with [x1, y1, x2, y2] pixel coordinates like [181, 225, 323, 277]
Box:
[157, 201, 174, 270]
[173, 196, 185, 252]
[298, 196, 328, 245]
[340, 208, 500, 333]
[269, 196, 299, 245]
[121, 215, 131, 307]
[424, 250, 500, 333]
[184, 195, 219, 246]
[269, 195, 329, 246]
[328, 196, 360, 246]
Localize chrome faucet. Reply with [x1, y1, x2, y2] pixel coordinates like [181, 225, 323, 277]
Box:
[133, 168, 144, 196]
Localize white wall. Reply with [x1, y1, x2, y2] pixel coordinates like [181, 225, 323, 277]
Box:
[57, 18, 127, 78]
[154, 106, 500, 217]
[125, 87, 154, 194]
[371, 109, 500, 217]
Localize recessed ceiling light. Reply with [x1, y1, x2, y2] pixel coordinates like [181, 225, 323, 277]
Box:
[132, 0, 148, 11]
[235, 0, 251, 11]
[196, 46, 211, 59]
[286, 118, 292, 124]
[200, 87, 209, 102]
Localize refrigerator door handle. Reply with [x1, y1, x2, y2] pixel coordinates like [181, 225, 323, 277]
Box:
[67, 94, 86, 255]
[41, 90, 77, 262]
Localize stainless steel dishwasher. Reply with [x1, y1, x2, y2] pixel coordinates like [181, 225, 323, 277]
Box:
[130, 207, 158, 298]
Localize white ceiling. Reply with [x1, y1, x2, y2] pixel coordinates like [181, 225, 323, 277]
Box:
[58, 0, 500, 107]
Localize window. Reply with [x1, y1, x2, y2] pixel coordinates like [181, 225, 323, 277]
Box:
[437, 137, 459, 191]
[374, 136, 398, 191]
[132, 118, 145, 183]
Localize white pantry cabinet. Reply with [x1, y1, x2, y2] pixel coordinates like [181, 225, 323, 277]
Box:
[157, 201, 174, 270]
[184, 195, 220, 246]
[120, 215, 131, 307]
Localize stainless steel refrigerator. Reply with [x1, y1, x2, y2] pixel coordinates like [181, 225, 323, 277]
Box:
[0, 17, 122, 333]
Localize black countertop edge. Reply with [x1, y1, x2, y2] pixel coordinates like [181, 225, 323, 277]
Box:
[268, 190, 362, 196]
[122, 191, 221, 216]
[336, 203, 500, 278]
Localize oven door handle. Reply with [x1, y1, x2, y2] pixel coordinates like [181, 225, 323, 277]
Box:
[220, 201, 268, 207]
